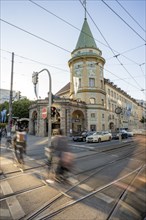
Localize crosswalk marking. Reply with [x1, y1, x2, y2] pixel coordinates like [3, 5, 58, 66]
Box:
[0, 208, 11, 217]
[1, 181, 25, 219]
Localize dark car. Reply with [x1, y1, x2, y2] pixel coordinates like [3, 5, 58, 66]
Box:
[112, 130, 128, 140]
[73, 131, 95, 142]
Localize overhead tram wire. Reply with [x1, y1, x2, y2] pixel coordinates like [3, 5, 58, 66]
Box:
[1, 48, 141, 92]
[115, 0, 146, 33]
[1, 18, 144, 93]
[29, 0, 145, 69]
[79, 0, 145, 93]
[106, 44, 145, 64]
[101, 0, 146, 43]
[1, 49, 69, 73]
[29, 0, 145, 90]
[0, 19, 70, 54]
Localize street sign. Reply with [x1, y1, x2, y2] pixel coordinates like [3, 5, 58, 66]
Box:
[42, 107, 47, 119]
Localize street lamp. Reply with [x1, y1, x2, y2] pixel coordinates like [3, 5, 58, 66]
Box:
[32, 69, 52, 151]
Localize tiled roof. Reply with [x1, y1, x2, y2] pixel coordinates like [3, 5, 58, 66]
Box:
[75, 18, 97, 49]
[55, 82, 70, 95]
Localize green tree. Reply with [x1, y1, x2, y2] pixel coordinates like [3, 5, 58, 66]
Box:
[0, 99, 34, 122]
[12, 98, 34, 118]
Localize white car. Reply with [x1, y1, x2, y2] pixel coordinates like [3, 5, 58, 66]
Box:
[86, 131, 112, 143]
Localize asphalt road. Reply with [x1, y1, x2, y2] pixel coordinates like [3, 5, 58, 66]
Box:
[0, 135, 145, 220]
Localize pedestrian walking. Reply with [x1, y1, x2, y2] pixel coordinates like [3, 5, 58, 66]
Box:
[46, 129, 74, 183]
[12, 129, 27, 164]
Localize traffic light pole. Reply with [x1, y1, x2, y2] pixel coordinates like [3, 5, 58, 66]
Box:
[32, 69, 52, 148]
[38, 69, 52, 148]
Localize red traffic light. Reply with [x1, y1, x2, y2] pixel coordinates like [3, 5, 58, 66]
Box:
[51, 107, 56, 117]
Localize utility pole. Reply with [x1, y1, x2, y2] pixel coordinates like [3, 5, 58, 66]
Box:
[8, 52, 14, 135]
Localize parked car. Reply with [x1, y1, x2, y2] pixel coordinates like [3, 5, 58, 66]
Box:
[112, 130, 128, 140]
[73, 131, 95, 142]
[126, 131, 134, 137]
[86, 131, 112, 143]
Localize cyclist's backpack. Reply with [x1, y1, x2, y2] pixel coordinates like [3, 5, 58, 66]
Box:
[16, 132, 26, 142]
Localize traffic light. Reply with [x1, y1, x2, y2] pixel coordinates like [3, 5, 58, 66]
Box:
[16, 91, 21, 100]
[51, 107, 56, 117]
[32, 72, 38, 85]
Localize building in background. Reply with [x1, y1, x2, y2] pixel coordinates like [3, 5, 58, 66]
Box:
[0, 89, 26, 104]
[29, 18, 144, 137]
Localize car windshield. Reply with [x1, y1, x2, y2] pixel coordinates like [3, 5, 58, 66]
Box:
[81, 132, 86, 135]
[94, 132, 102, 135]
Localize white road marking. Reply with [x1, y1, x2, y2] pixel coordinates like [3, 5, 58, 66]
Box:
[95, 192, 114, 203]
[0, 208, 11, 217]
[67, 177, 79, 184]
[1, 181, 25, 219]
[78, 183, 114, 203]
[79, 184, 93, 191]
[70, 144, 95, 150]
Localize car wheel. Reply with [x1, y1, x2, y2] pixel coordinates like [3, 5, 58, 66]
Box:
[98, 138, 101, 143]
[109, 137, 111, 141]
[83, 137, 86, 142]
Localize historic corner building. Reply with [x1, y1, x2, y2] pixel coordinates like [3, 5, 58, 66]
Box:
[29, 18, 144, 137]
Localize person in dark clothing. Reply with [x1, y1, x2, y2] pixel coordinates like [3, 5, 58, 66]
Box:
[46, 129, 74, 183]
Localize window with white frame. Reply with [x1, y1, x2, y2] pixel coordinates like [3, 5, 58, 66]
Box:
[100, 66, 103, 79]
[91, 113, 95, 118]
[79, 78, 81, 88]
[89, 78, 95, 87]
[90, 97, 96, 104]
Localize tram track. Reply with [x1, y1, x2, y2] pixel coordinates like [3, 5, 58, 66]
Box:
[19, 146, 145, 220]
[21, 164, 145, 220]
[1, 138, 145, 219]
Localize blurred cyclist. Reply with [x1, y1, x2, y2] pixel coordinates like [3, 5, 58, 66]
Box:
[46, 128, 74, 183]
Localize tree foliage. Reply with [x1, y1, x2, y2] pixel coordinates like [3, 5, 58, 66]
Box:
[0, 99, 34, 122]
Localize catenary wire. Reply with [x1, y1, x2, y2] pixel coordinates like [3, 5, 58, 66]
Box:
[1, 9, 145, 93]
[115, 0, 146, 33]
[28, 0, 145, 67]
[79, 0, 145, 93]
[101, 0, 145, 42]
[29, 0, 146, 83]
[1, 48, 142, 92]
[0, 19, 70, 54]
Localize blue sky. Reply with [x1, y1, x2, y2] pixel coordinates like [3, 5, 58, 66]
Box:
[1, 0, 145, 101]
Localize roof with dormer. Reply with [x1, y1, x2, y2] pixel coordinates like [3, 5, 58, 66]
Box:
[75, 18, 97, 50]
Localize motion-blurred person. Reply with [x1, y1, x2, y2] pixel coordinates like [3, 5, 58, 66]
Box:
[12, 129, 27, 164]
[46, 129, 74, 183]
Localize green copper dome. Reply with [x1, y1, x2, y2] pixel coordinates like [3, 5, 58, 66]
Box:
[75, 18, 97, 49]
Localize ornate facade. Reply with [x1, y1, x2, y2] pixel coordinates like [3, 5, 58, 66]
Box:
[29, 18, 143, 136]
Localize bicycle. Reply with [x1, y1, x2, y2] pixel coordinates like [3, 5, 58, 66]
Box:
[5, 136, 12, 150]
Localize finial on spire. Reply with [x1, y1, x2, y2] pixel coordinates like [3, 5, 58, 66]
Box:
[83, 0, 87, 19]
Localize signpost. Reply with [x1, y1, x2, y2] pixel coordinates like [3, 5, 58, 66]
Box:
[115, 107, 123, 142]
[42, 107, 47, 119]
